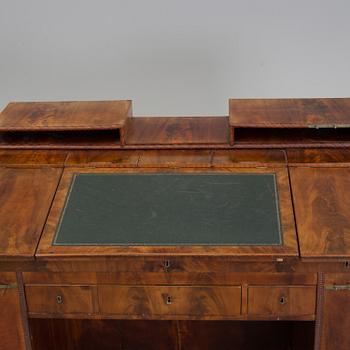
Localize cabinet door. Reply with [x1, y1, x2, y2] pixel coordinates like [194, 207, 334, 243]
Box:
[320, 274, 350, 350]
[0, 273, 26, 350]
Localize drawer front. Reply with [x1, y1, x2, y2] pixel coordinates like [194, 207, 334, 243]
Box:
[248, 286, 316, 317]
[98, 285, 241, 317]
[25, 285, 95, 314]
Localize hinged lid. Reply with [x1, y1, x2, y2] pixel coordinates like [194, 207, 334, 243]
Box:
[229, 98, 350, 128]
[290, 166, 350, 260]
[229, 98, 350, 147]
[0, 100, 132, 148]
[0, 100, 131, 131]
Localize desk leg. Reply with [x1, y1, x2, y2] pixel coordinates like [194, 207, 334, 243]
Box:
[0, 272, 30, 350]
[318, 273, 350, 350]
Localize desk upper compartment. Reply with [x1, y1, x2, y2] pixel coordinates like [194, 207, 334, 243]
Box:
[229, 98, 350, 147]
[0, 100, 132, 147]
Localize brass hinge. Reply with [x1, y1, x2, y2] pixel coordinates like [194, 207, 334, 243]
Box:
[325, 284, 350, 291]
[0, 283, 17, 289]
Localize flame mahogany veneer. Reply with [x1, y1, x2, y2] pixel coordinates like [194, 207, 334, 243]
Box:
[0, 99, 350, 350]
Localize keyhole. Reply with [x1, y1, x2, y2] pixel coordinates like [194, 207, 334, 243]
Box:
[166, 295, 172, 305]
[164, 260, 171, 272]
[56, 295, 63, 304]
[279, 296, 286, 305]
[344, 261, 350, 269]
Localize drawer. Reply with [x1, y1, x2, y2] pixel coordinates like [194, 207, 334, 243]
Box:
[98, 285, 241, 317]
[248, 286, 316, 317]
[25, 285, 95, 315]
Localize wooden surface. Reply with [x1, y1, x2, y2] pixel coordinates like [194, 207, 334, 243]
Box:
[247, 286, 316, 317]
[0, 167, 62, 259]
[26, 285, 95, 315]
[212, 149, 286, 167]
[98, 285, 241, 318]
[0, 150, 68, 167]
[290, 167, 350, 259]
[66, 149, 286, 168]
[29, 319, 315, 350]
[36, 166, 298, 258]
[287, 148, 350, 166]
[0, 272, 26, 350]
[1, 99, 350, 349]
[229, 98, 350, 127]
[320, 274, 350, 350]
[0, 101, 132, 131]
[126, 117, 229, 145]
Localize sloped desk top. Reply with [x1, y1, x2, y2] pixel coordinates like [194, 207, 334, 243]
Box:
[36, 166, 297, 258]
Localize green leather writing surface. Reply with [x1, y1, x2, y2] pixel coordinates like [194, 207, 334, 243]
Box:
[53, 173, 282, 246]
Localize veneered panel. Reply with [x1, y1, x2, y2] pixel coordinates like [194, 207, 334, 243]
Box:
[290, 167, 350, 259]
[126, 117, 229, 145]
[0, 272, 26, 350]
[0, 100, 131, 131]
[230, 98, 350, 127]
[0, 167, 62, 258]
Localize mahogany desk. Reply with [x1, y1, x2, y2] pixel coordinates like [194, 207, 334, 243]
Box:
[0, 99, 350, 350]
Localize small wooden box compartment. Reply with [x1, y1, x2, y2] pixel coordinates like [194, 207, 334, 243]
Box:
[0, 100, 132, 148]
[248, 286, 316, 318]
[25, 285, 96, 315]
[229, 98, 350, 148]
[98, 285, 242, 318]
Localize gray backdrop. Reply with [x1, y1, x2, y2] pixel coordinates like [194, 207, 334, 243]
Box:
[1, 0, 349, 115]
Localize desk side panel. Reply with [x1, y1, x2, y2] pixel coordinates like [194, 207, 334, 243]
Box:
[0, 272, 26, 350]
[320, 274, 350, 350]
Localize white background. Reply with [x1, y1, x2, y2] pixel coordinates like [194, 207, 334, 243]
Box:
[1, 0, 349, 115]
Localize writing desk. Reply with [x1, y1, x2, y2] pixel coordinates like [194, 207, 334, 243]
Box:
[0, 98, 350, 350]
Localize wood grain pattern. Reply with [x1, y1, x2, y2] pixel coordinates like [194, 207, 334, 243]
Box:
[287, 148, 350, 166]
[22, 272, 317, 286]
[66, 150, 140, 167]
[0, 100, 132, 131]
[320, 274, 350, 350]
[26, 285, 95, 315]
[248, 286, 316, 318]
[212, 149, 286, 167]
[0, 272, 26, 350]
[138, 150, 212, 167]
[98, 285, 241, 318]
[36, 166, 298, 259]
[290, 167, 350, 259]
[0, 167, 62, 259]
[126, 117, 229, 145]
[229, 98, 350, 127]
[0, 150, 68, 167]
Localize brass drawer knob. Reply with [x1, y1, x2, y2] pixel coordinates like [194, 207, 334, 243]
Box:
[279, 296, 287, 305]
[56, 295, 63, 304]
